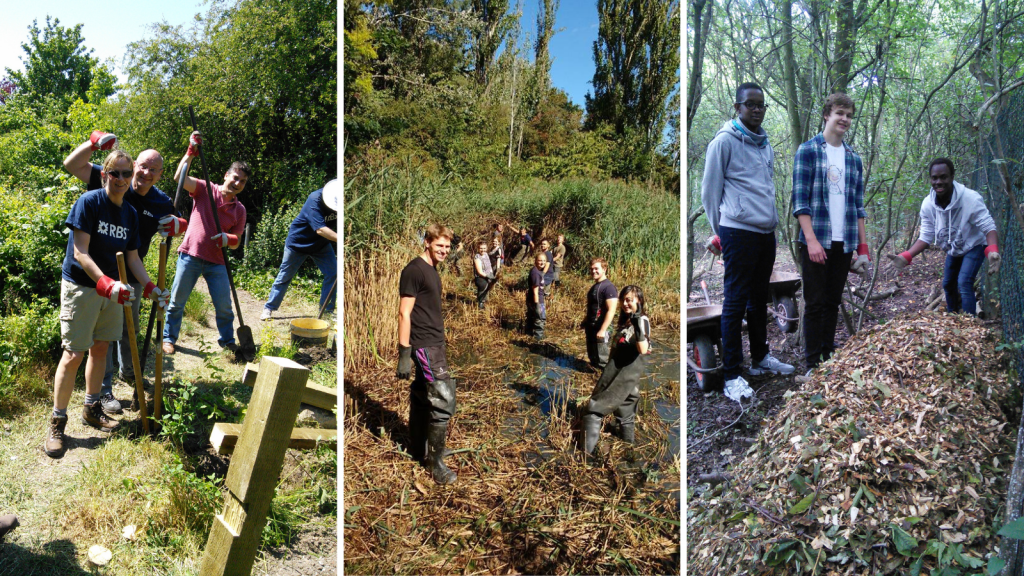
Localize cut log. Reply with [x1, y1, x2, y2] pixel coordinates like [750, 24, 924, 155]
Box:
[210, 423, 338, 455]
[242, 363, 336, 411]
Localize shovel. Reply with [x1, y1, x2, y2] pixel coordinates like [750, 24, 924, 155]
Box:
[116, 252, 151, 435]
[153, 242, 168, 426]
[189, 105, 257, 361]
[139, 158, 190, 370]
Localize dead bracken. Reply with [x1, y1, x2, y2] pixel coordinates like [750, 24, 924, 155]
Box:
[688, 311, 1014, 574]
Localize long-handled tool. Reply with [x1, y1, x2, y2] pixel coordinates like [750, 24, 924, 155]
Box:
[116, 252, 151, 435]
[139, 158, 190, 369]
[153, 243, 168, 427]
[188, 105, 257, 361]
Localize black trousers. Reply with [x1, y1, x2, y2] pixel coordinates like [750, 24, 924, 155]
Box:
[799, 241, 853, 368]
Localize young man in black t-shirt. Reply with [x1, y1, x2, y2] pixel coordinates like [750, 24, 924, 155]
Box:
[583, 258, 618, 369]
[526, 252, 547, 339]
[396, 224, 458, 485]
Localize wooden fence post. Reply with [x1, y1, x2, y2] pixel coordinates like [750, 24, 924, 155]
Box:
[199, 356, 309, 576]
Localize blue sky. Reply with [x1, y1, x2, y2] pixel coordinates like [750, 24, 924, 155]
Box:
[516, 1, 600, 109]
[0, 1, 207, 83]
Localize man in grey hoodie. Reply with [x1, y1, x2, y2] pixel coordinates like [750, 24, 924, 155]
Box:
[701, 82, 794, 399]
[888, 158, 1000, 315]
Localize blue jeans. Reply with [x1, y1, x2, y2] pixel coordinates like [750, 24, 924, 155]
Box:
[943, 244, 986, 315]
[103, 282, 142, 395]
[264, 244, 337, 314]
[163, 254, 235, 347]
[719, 225, 776, 380]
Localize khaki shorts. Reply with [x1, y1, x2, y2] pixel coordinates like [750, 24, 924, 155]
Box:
[60, 279, 123, 352]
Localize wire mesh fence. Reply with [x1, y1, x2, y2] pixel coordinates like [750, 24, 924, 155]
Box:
[973, 89, 1024, 374]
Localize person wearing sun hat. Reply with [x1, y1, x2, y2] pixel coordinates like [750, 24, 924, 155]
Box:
[261, 179, 339, 320]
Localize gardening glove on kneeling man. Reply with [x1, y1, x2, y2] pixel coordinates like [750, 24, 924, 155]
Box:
[887, 252, 913, 271]
[986, 244, 1001, 275]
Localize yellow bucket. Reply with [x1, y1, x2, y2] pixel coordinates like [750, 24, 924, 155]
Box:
[290, 318, 331, 346]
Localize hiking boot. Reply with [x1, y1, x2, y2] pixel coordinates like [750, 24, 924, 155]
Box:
[44, 415, 68, 458]
[426, 423, 457, 485]
[82, 402, 120, 432]
[99, 393, 123, 414]
[162, 342, 175, 355]
[0, 514, 19, 542]
[749, 354, 795, 376]
[260, 308, 273, 321]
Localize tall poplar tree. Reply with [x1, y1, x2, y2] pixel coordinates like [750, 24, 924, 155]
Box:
[584, 0, 680, 176]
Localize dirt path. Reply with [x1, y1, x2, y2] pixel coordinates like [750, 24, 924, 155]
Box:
[0, 279, 336, 575]
[685, 247, 990, 490]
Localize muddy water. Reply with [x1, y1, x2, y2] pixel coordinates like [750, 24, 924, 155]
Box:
[504, 333, 681, 464]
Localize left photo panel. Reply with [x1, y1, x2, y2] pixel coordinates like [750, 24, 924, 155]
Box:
[0, 1, 338, 574]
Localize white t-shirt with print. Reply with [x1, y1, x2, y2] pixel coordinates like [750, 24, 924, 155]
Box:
[825, 143, 847, 243]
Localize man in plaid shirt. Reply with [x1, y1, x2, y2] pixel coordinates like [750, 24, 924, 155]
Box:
[791, 93, 870, 374]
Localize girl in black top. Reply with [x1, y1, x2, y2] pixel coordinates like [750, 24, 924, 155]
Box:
[581, 285, 652, 455]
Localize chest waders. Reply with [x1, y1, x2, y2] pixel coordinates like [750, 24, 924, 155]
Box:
[409, 345, 458, 484]
[581, 341, 647, 455]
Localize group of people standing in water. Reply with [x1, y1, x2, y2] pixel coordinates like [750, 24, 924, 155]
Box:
[396, 223, 653, 484]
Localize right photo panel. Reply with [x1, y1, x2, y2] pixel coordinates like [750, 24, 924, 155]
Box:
[343, 1, 681, 574]
[688, 1, 1023, 573]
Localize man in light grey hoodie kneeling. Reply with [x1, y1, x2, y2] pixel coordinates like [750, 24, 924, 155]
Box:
[701, 82, 794, 400]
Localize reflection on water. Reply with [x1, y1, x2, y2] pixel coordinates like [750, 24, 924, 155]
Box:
[506, 334, 681, 462]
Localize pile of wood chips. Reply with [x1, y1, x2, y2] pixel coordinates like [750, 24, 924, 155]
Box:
[689, 312, 1016, 574]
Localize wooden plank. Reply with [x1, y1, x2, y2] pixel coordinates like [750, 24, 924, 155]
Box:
[210, 423, 337, 455]
[241, 362, 337, 411]
[200, 356, 308, 576]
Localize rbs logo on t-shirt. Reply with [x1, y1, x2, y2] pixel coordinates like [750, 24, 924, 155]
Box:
[97, 221, 129, 240]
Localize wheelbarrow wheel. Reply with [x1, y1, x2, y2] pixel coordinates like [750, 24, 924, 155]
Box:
[692, 334, 722, 392]
[776, 296, 798, 333]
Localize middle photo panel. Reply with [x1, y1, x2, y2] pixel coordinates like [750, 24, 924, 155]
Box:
[341, 1, 682, 574]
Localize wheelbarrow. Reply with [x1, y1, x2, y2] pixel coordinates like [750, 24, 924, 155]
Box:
[687, 305, 724, 392]
[769, 271, 801, 333]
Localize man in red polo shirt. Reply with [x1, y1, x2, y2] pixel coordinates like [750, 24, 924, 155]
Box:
[162, 132, 249, 353]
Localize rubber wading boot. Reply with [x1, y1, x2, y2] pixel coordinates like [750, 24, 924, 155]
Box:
[426, 423, 457, 485]
[82, 402, 120, 432]
[616, 422, 635, 444]
[582, 413, 603, 455]
[407, 404, 428, 462]
[0, 514, 19, 542]
[44, 415, 68, 458]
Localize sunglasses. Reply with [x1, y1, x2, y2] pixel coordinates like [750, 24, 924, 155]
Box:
[105, 169, 133, 180]
[736, 100, 768, 111]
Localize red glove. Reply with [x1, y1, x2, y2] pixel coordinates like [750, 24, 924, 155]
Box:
[96, 276, 135, 305]
[211, 233, 239, 248]
[89, 131, 117, 151]
[158, 215, 187, 237]
[186, 131, 202, 158]
[857, 243, 870, 259]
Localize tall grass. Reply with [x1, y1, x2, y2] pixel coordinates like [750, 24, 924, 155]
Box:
[344, 164, 680, 277]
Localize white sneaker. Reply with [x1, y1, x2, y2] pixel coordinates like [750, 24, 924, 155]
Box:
[724, 376, 754, 403]
[260, 308, 273, 321]
[749, 354, 795, 376]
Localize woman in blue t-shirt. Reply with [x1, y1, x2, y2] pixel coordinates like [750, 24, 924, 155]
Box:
[45, 150, 169, 459]
[580, 285, 652, 456]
